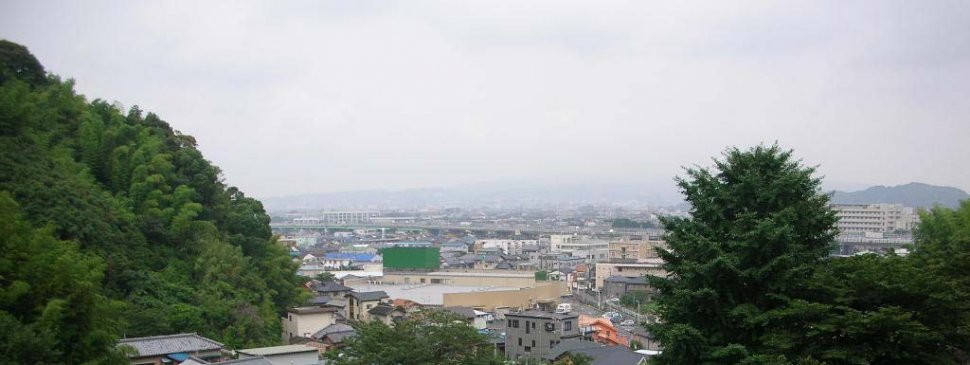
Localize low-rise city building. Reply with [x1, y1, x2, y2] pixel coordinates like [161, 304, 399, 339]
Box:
[608, 239, 665, 261]
[475, 239, 538, 255]
[283, 307, 338, 342]
[504, 310, 581, 360]
[310, 323, 357, 353]
[347, 291, 390, 321]
[550, 235, 609, 261]
[367, 303, 406, 325]
[595, 259, 664, 289]
[603, 275, 651, 300]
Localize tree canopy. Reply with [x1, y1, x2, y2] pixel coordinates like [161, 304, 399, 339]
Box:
[648, 145, 970, 364]
[326, 310, 504, 365]
[648, 145, 839, 364]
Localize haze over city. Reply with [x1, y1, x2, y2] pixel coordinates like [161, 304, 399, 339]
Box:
[2, 0, 969, 199]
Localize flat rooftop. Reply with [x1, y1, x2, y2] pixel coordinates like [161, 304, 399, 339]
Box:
[345, 283, 520, 305]
[386, 270, 535, 278]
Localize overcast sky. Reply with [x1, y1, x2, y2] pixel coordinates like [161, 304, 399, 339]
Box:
[2, 1, 968, 199]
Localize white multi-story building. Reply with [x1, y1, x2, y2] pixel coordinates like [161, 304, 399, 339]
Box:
[549, 235, 609, 261]
[475, 239, 538, 255]
[832, 203, 919, 234]
[318, 211, 380, 224]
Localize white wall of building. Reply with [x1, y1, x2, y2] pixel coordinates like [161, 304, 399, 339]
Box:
[282, 311, 336, 341]
[476, 239, 538, 255]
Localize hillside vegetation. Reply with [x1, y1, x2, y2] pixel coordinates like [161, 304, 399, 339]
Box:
[0, 40, 304, 363]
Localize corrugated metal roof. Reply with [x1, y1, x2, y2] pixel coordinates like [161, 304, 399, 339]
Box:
[117, 333, 223, 357]
[237, 345, 317, 356]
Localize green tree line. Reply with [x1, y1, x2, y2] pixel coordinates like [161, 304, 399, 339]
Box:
[648, 145, 970, 364]
[0, 40, 305, 363]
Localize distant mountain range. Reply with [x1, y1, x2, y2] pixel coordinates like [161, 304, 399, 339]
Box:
[831, 182, 968, 209]
[262, 180, 967, 212]
[261, 181, 684, 212]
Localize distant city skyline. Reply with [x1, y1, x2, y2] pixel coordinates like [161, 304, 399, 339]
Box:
[3, 1, 968, 199]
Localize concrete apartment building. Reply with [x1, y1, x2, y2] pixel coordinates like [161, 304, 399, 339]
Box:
[283, 306, 338, 342]
[595, 259, 665, 289]
[347, 291, 389, 321]
[550, 235, 609, 261]
[831, 203, 919, 234]
[608, 239, 666, 261]
[475, 239, 538, 255]
[505, 311, 581, 360]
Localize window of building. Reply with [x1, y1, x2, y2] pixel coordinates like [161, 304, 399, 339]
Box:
[518, 338, 522, 346]
[564, 321, 572, 331]
[525, 346, 531, 353]
[531, 340, 536, 348]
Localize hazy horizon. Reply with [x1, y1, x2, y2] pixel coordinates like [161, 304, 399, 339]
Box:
[3, 1, 969, 199]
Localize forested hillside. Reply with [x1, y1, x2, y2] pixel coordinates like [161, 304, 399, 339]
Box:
[0, 40, 304, 363]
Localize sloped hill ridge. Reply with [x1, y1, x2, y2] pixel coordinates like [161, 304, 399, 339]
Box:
[832, 182, 968, 209]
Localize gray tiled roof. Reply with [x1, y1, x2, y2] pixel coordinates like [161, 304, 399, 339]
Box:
[117, 333, 223, 357]
[287, 306, 338, 315]
[443, 306, 476, 319]
[605, 275, 648, 284]
[311, 323, 355, 340]
[547, 339, 646, 365]
[349, 291, 388, 301]
[368, 305, 400, 316]
[308, 296, 331, 305]
[326, 331, 357, 344]
[312, 281, 352, 293]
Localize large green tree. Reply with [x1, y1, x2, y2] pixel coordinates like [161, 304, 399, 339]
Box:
[647, 145, 839, 364]
[326, 310, 504, 365]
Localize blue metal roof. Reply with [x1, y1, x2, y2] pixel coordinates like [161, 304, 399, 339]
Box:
[324, 253, 378, 262]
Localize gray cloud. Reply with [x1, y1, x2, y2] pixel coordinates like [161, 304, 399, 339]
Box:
[2, 0, 968, 198]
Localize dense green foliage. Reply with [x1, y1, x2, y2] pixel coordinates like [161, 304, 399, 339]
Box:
[0, 41, 304, 363]
[649, 145, 970, 364]
[648, 145, 839, 364]
[619, 290, 649, 311]
[326, 310, 504, 365]
[0, 193, 129, 364]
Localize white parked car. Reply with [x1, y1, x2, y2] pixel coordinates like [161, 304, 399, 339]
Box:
[555, 303, 573, 314]
[620, 319, 636, 326]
